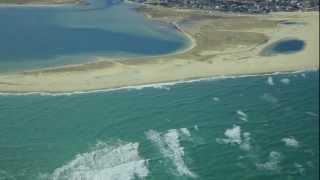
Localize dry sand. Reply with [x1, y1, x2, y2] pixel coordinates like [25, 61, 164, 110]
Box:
[0, 5, 318, 93]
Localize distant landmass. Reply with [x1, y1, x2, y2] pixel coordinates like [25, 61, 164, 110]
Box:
[130, 0, 319, 13]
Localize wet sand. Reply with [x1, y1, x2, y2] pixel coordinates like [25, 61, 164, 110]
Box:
[0, 5, 318, 93]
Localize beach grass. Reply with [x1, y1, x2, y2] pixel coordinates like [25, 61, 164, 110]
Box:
[0, 5, 318, 92]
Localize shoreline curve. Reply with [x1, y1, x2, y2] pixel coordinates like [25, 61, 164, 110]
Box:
[0, 5, 318, 93]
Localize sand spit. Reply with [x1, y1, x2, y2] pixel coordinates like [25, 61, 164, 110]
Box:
[0, 5, 318, 92]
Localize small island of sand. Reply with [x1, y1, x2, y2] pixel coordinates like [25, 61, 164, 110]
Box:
[0, 4, 318, 93]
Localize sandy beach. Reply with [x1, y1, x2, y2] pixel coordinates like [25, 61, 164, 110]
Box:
[0, 5, 318, 93]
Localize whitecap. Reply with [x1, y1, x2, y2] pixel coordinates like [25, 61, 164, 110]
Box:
[267, 77, 275, 86]
[216, 125, 251, 151]
[261, 93, 279, 104]
[218, 125, 242, 145]
[145, 129, 197, 178]
[212, 97, 220, 102]
[236, 110, 248, 122]
[281, 137, 299, 148]
[41, 142, 148, 180]
[179, 128, 191, 137]
[293, 162, 305, 175]
[280, 78, 291, 85]
[256, 151, 282, 172]
[239, 132, 251, 151]
[193, 125, 199, 131]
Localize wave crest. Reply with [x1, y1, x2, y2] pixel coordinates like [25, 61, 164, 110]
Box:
[146, 128, 197, 178]
[41, 142, 148, 180]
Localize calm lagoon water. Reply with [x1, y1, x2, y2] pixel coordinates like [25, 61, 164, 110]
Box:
[0, 0, 189, 72]
[261, 39, 305, 56]
[0, 71, 318, 180]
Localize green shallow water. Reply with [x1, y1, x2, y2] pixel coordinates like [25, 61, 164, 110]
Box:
[0, 71, 319, 180]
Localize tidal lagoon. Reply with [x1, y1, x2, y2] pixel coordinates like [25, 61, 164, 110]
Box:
[0, 0, 189, 72]
[0, 0, 318, 179]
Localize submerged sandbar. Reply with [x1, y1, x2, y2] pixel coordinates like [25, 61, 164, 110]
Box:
[0, 5, 318, 93]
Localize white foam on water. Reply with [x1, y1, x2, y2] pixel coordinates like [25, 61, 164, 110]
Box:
[1, 69, 316, 97]
[179, 128, 191, 137]
[212, 97, 220, 102]
[280, 78, 291, 85]
[193, 125, 199, 131]
[293, 162, 305, 175]
[256, 151, 282, 172]
[145, 128, 197, 178]
[261, 93, 279, 104]
[216, 125, 242, 145]
[239, 132, 251, 151]
[281, 137, 299, 148]
[216, 125, 252, 151]
[42, 142, 148, 180]
[236, 110, 248, 122]
[267, 77, 275, 86]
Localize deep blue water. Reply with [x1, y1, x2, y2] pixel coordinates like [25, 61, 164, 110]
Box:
[262, 39, 305, 56]
[272, 39, 305, 53]
[0, 0, 189, 72]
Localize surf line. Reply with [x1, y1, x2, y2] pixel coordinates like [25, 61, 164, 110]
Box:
[0, 68, 317, 96]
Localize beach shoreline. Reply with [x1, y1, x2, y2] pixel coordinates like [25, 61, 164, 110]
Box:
[0, 69, 316, 95]
[0, 4, 318, 93]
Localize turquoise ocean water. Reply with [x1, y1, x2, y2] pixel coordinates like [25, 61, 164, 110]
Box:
[0, 71, 318, 180]
[0, 0, 318, 179]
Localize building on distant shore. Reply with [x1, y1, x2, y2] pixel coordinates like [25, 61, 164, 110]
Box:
[130, 0, 319, 13]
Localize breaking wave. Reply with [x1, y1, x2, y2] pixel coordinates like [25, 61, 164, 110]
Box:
[280, 78, 291, 85]
[145, 128, 197, 178]
[281, 137, 299, 148]
[256, 151, 282, 172]
[216, 125, 251, 151]
[236, 110, 248, 122]
[267, 77, 275, 86]
[0, 70, 316, 97]
[39, 141, 149, 180]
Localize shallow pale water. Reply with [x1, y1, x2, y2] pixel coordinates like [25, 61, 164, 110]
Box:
[0, 71, 318, 180]
[0, 0, 189, 72]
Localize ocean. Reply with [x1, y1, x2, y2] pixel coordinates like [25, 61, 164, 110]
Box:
[0, 0, 189, 73]
[0, 71, 318, 180]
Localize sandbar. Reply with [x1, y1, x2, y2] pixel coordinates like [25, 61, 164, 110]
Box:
[0, 5, 318, 93]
